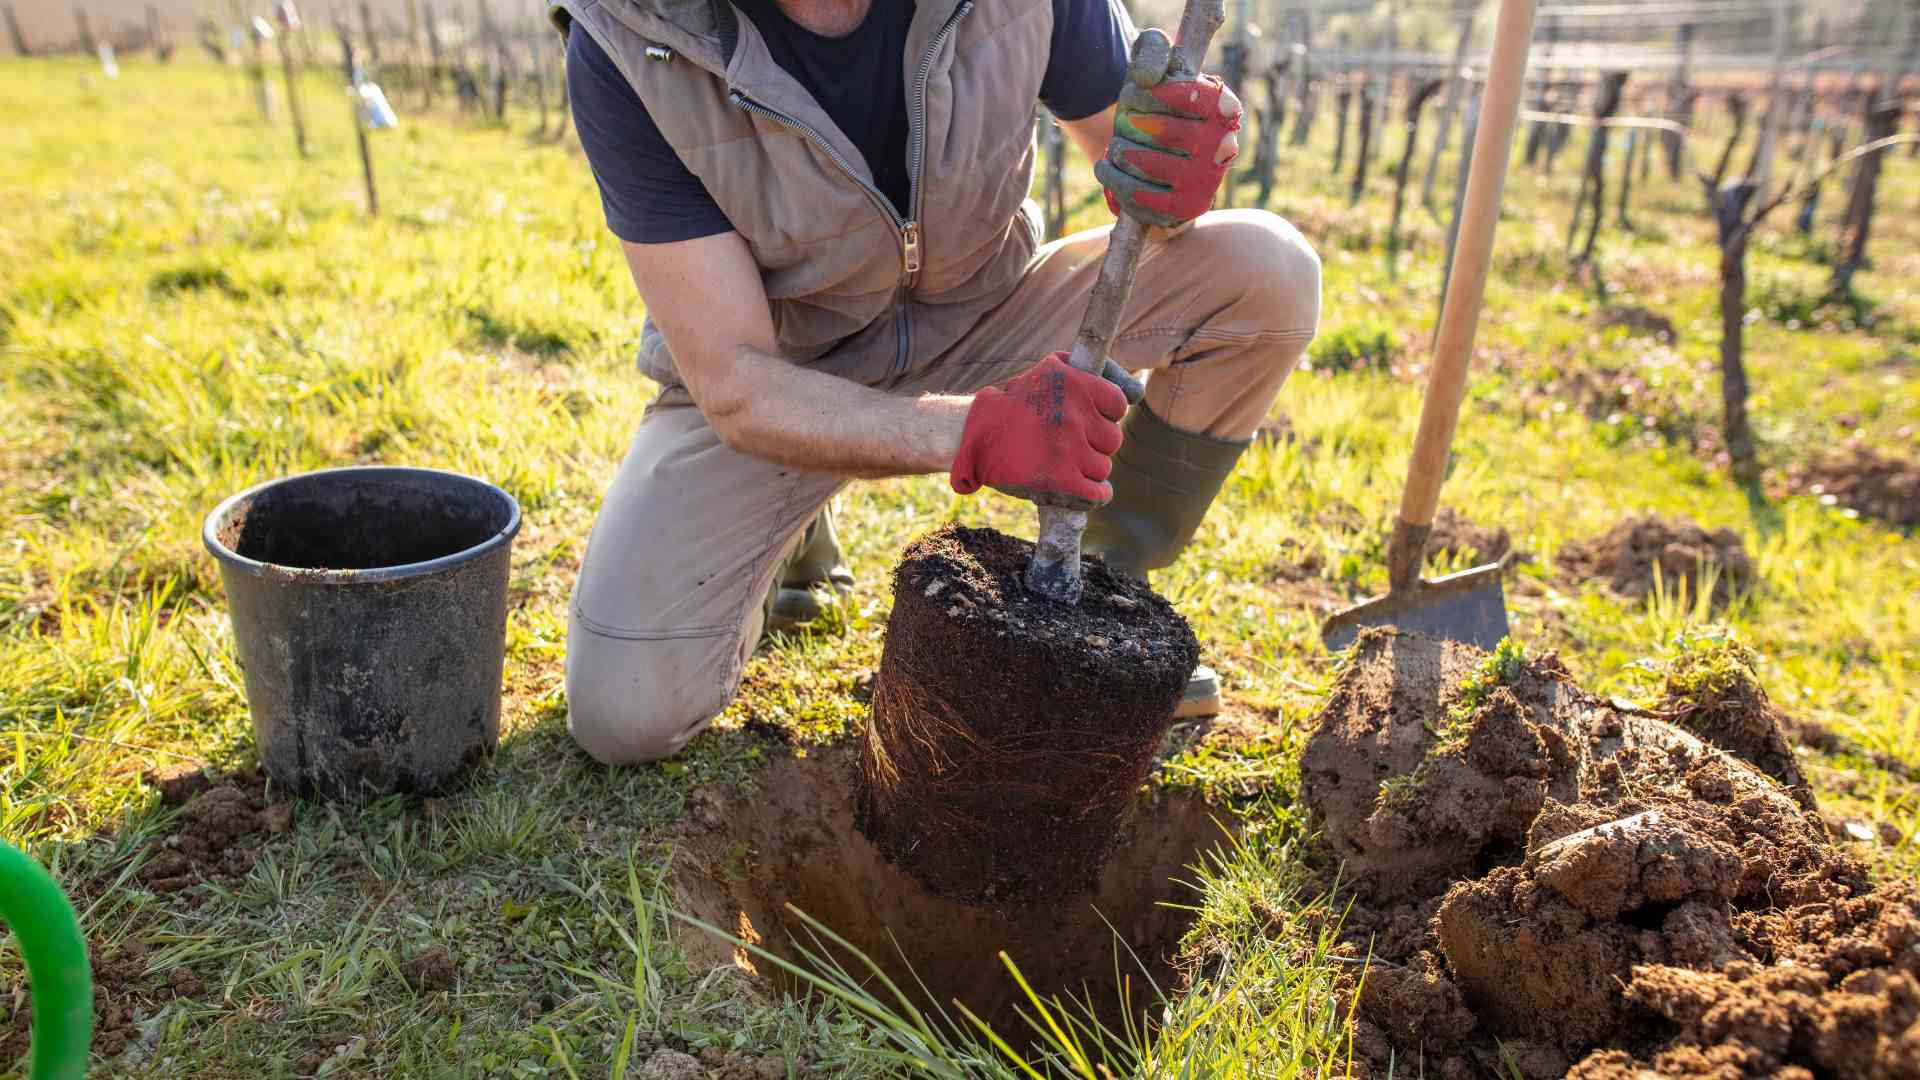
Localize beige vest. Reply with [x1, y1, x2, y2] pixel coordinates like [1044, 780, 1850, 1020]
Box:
[550, 0, 1053, 388]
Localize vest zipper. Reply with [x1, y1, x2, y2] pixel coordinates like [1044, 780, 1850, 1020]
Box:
[905, 1, 974, 291]
[729, 91, 910, 282]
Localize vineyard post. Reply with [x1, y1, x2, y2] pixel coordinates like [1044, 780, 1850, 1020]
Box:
[247, 14, 273, 121]
[1745, 0, 1792, 188]
[1288, 8, 1314, 146]
[273, 15, 309, 158]
[1663, 23, 1693, 178]
[1437, 85, 1481, 330]
[338, 23, 379, 217]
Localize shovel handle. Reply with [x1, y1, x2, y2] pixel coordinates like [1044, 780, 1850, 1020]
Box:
[1396, 0, 1537, 538]
[1028, 0, 1228, 604]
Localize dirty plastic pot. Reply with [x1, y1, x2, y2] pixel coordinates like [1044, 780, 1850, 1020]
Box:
[204, 467, 521, 801]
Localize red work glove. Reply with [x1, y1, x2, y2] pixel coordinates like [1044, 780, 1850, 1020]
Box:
[1096, 29, 1244, 229]
[950, 353, 1139, 510]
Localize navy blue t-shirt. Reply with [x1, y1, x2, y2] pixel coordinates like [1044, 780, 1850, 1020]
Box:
[568, 0, 1132, 244]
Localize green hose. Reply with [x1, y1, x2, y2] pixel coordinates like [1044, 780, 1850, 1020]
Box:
[0, 840, 92, 1080]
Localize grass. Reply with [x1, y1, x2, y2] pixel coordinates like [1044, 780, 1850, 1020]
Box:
[2, 49, 1918, 1077]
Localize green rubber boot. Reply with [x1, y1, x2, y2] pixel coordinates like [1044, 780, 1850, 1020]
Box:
[1085, 403, 1251, 719]
[766, 504, 855, 633]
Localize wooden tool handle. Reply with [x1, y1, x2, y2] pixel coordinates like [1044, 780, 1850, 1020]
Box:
[1029, 1, 1228, 604]
[1396, 0, 1536, 532]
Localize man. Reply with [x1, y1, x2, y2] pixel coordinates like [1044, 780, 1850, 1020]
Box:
[552, 0, 1320, 764]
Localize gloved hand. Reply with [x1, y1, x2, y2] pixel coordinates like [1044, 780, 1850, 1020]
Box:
[1096, 29, 1244, 230]
[950, 353, 1143, 509]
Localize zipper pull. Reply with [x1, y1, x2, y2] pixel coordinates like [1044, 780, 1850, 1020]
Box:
[902, 221, 922, 279]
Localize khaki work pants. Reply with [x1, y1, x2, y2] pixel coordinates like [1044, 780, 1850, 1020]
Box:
[566, 209, 1321, 764]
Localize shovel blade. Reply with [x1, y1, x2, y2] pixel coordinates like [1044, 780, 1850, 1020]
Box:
[1322, 563, 1510, 653]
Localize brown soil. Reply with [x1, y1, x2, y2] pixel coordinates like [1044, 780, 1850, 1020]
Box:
[858, 525, 1198, 905]
[1427, 506, 1525, 569]
[1558, 516, 1754, 607]
[1300, 630, 1904, 1078]
[400, 946, 456, 993]
[1788, 444, 1920, 527]
[134, 766, 294, 894]
[1653, 645, 1815, 810]
[3, 767, 297, 1070]
[673, 740, 1234, 1037]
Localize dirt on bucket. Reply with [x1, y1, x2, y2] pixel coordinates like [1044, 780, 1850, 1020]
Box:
[670, 740, 1236, 1038]
[1299, 629, 1906, 1079]
[1557, 516, 1754, 607]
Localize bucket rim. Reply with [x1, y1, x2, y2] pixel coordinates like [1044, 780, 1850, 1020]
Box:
[202, 466, 523, 585]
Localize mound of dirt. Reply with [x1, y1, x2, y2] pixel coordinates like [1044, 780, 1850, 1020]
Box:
[1557, 516, 1754, 606]
[1301, 630, 1896, 1078]
[1789, 444, 1920, 527]
[1426, 507, 1523, 569]
[134, 768, 293, 894]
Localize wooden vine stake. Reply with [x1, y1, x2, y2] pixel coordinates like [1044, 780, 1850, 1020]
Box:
[337, 23, 379, 217]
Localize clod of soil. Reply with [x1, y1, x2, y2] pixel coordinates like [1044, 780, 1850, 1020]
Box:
[401, 946, 456, 992]
[1426, 506, 1523, 569]
[673, 740, 1236, 1037]
[1653, 635, 1814, 808]
[858, 525, 1198, 905]
[1788, 443, 1920, 527]
[637, 1050, 704, 1080]
[134, 769, 290, 894]
[1594, 304, 1678, 342]
[1557, 515, 1754, 607]
[1301, 630, 1895, 1078]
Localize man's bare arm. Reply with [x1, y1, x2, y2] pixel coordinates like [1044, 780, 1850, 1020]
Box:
[621, 232, 968, 479]
[1058, 105, 1117, 167]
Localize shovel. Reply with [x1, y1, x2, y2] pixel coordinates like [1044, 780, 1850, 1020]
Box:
[1322, 0, 1538, 653]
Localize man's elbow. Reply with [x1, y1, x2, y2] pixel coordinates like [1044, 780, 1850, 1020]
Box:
[687, 356, 763, 453]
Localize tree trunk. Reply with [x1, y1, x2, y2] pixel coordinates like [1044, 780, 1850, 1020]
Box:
[1573, 72, 1627, 263]
[1420, 18, 1474, 215]
[1709, 94, 1750, 188]
[1332, 83, 1352, 175]
[5, 4, 30, 56]
[1349, 80, 1376, 205]
[1388, 80, 1443, 275]
[1250, 64, 1289, 206]
[1832, 99, 1900, 295]
[1719, 228, 1758, 486]
[1616, 129, 1638, 229]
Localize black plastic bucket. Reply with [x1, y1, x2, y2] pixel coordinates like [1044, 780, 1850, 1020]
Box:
[203, 467, 521, 801]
